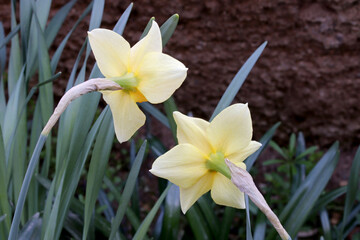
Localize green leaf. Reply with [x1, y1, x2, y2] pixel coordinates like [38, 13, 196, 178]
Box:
[295, 146, 318, 161]
[83, 107, 114, 240]
[197, 196, 219, 237]
[218, 207, 236, 239]
[164, 97, 178, 141]
[8, 135, 47, 240]
[158, 184, 181, 240]
[210, 41, 267, 120]
[44, 0, 77, 47]
[269, 142, 339, 239]
[0, 126, 10, 239]
[245, 122, 281, 170]
[340, 146, 360, 237]
[253, 213, 266, 240]
[140, 102, 170, 128]
[18, 213, 42, 240]
[186, 204, 212, 240]
[269, 141, 287, 160]
[320, 209, 332, 240]
[88, 0, 104, 31]
[140, 18, 155, 40]
[133, 184, 171, 240]
[50, 2, 93, 73]
[288, 133, 296, 158]
[109, 140, 148, 240]
[160, 14, 179, 46]
[312, 186, 347, 213]
[113, 3, 133, 35]
[245, 195, 253, 240]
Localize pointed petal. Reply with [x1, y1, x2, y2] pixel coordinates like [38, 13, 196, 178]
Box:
[130, 21, 162, 71]
[179, 173, 214, 213]
[227, 141, 262, 163]
[150, 144, 208, 188]
[88, 29, 130, 78]
[211, 172, 245, 209]
[207, 104, 253, 156]
[173, 111, 212, 155]
[102, 90, 145, 143]
[136, 52, 187, 103]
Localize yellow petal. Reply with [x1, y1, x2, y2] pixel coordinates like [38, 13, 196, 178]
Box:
[211, 172, 245, 209]
[226, 141, 262, 163]
[130, 21, 162, 72]
[136, 52, 187, 103]
[102, 90, 145, 143]
[173, 111, 213, 155]
[88, 29, 130, 78]
[207, 104, 253, 156]
[179, 172, 215, 213]
[150, 144, 208, 188]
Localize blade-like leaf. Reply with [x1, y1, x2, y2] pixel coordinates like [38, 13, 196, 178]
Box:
[44, 0, 77, 47]
[160, 14, 179, 47]
[211, 41, 267, 120]
[245, 122, 281, 170]
[133, 184, 171, 240]
[109, 140, 148, 240]
[245, 195, 253, 240]
[320, 209, 331, 240]
[268, 142, 339, 239]
[340, 146, 360, 237]
[158, 184, 181, 240]
[83, 107, 114, 240]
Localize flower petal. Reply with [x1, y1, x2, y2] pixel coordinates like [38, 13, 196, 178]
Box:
[150, 144, 208, 188]
[102, 90, 145, 143]
[207, 104, 253, 156]
[173, 111, 213, 155]
[136, 52, 187, 103]
[226, 141, 262, 163]
[179, 173, 215, 213]
[211, 172, 245, 209]
[88, 29, 130, 78]
[130, 21, 162, 71]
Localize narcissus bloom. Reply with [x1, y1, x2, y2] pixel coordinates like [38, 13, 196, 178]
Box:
[150, 104, 261, 213]
[88, 21, 187, 143]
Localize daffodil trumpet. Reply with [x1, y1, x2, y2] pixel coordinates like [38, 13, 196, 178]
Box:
[225, 159, 291, 240]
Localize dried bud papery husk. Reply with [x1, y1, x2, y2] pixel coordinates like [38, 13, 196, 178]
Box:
[41, 78, 122, 135]
[225, 159, 291, 240]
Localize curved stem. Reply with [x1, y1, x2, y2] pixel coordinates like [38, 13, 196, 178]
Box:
[9, 79, 121, 239]
[42, 78, 121, 135]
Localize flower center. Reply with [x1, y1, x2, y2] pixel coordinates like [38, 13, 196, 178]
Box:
[109, 72, 138, 91]
[206, 151, 231, 179]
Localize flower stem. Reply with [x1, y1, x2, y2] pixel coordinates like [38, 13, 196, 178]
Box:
[225, 159, 291, 240]
[9, 79, 121, 239]
[41, 78, 121, 135]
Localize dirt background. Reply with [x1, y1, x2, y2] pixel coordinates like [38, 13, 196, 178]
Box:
[1, 1, 360, 151]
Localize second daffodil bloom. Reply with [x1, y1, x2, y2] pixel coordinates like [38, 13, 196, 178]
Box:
[88, 21, 187, 143]
[150, 104, 261, 213]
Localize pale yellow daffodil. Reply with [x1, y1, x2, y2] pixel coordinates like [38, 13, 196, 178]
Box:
[150, 104, 261, 213]
[88, 21, 187, 143]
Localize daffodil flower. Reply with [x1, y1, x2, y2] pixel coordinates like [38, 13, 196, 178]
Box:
[150, 103, 261, 213]
[88, 21, 187, 143]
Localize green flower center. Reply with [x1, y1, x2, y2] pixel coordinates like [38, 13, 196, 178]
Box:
[109, 72, 138, 91]
[206, 151, 231, 179]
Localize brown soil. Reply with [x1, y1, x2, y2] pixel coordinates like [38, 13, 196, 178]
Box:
[1, 0, 360, 150]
